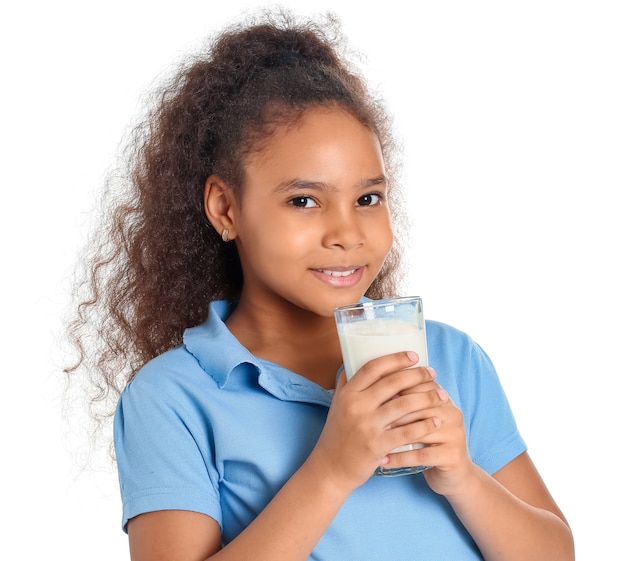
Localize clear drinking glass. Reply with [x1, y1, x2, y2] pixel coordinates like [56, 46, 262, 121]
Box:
[334, 296, 430, 476]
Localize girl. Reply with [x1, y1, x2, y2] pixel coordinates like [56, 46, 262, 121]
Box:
[65, 10, 574, 561]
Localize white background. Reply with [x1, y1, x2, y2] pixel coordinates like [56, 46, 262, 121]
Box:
[2, 1, 624, 559]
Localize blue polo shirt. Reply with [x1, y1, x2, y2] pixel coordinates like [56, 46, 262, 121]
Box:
[114, 300, 526, 560]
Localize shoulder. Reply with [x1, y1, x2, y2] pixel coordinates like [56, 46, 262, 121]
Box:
[114, 343, 222, 466]
[127, 299, 249, 392]
[425, 319, 501, 400]
[425, 319, 484, 359]
[129, 344, 210, 392]
[425, 318, 471, 340]
[116, 346, 215, 430]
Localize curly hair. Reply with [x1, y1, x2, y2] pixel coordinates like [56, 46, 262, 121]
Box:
[64, 9, 408, 435]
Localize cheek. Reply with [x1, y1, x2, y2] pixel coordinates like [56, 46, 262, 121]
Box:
[238, 211, 314, 261]
[378, 218, 394, 256]
[280, 225, 317, 253]
[261, 211, 318, 251]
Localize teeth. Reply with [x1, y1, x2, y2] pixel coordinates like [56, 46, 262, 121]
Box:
[321, 269, 356, 277]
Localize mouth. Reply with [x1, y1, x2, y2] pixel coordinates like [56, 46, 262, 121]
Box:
[311, 266, 365, 288]
[317, 268, 358, 278]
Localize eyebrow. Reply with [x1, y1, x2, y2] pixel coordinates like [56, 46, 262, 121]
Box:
[274, 174, 387, 193]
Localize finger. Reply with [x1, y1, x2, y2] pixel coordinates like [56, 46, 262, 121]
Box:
[350, 351, 431, 392]
[396, 368, 439, 395]
[380, 387, 449, 428]
[367, 368, 439, 407]
[383, 415, 442, 456]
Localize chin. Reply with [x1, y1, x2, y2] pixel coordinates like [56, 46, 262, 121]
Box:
[321, 292, 368, 317]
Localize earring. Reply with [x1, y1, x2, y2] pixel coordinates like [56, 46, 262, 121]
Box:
[221, 228, 229, 242]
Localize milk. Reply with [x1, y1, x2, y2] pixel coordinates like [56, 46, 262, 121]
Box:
[337, 318, 428, 380]
[337, 318, 429, 454]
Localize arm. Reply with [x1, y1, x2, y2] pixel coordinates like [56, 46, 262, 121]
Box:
[382, 388, 574, 561]
[126, 352, 445, 561]
[127, 457, 350, 561]
[448, 451, 574, 561]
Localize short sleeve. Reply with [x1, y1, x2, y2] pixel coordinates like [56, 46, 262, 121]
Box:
[427, 321, 527, 476]
[461, 340, 527, 474]
[114, 375, 222, 532]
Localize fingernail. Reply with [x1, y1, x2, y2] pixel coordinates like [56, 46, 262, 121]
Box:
[427, 367, 436, 379]
[407, 351, 419, 362]
[437, 388, 448, 401]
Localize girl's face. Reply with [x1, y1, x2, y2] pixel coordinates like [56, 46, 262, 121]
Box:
[233, 106, 393, 318]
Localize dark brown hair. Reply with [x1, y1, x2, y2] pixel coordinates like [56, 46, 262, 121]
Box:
[64, 9, 407, 432]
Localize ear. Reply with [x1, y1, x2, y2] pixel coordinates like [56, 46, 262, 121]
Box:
[204, 174, 238, 240]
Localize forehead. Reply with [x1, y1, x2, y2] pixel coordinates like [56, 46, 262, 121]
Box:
[242, 107, 385, 182]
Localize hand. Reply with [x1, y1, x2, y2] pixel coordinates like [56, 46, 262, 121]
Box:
[381, 368, 475, 497]
[307, 352, 447, 494]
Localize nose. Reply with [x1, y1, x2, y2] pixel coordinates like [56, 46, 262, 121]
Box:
[321, 207, 365, 250]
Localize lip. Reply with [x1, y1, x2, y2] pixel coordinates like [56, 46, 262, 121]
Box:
[311, 266, 365, 288]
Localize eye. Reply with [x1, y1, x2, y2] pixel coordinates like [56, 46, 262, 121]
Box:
[289, 196, 317, 208]
[356, 193, 382, 206]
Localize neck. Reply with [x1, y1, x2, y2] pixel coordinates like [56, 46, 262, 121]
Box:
[226, 297, 343, 389]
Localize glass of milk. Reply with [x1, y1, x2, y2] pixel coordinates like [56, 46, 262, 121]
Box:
[334, 296, 430, 477]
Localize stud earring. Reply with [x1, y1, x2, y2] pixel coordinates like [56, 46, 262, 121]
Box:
[221, 228, 229, 242]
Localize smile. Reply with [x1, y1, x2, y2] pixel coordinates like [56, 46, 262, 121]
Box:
[311, 266, 365, 288]
[318, 269, 357, 277]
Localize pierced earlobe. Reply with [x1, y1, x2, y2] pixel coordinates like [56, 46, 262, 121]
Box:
[221, 228, 230, 242]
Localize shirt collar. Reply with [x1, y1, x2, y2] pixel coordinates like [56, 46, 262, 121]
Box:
[182, 301, 334, 406]
[183, 300, 261, 389]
